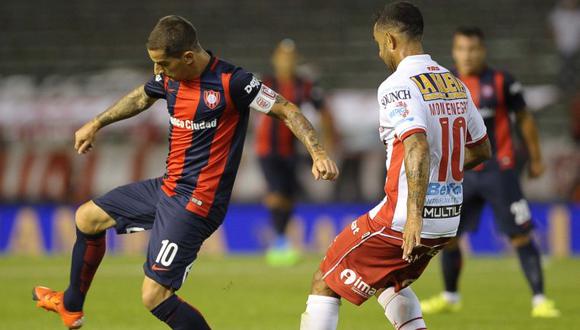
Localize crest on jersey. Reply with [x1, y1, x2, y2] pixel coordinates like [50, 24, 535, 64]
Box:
[203, 90, 221, 110]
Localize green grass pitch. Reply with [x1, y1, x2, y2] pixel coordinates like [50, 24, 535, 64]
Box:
[1, 255, 579, 329]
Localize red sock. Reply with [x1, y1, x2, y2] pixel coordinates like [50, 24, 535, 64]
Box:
[63, 228, 106, 312]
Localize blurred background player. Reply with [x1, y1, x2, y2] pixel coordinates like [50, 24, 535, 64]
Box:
[420, 26, 560, 318]
[255, 39, 337, 266]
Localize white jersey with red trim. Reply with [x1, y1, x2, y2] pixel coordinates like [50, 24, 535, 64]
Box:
[369, 54, 487, 238]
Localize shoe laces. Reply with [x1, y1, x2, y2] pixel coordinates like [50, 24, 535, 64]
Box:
[43, 291, 62, 306]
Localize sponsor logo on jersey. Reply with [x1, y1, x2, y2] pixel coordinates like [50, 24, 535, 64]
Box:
[380, 88, 411, 106]
[350, 220, 360, 235]
[410, 72, 467, 101]
[423, 204, 462, 219]
[340, 269, 377, 298]
[126, 227, 146, 234]
[244, 76, 261, 94]
[151, 264, 170, 272]
[388, 101, 410, 119]
[170, 116, 217, 131]
[203, 90, 221, 110]
[426, 183, 462, 196]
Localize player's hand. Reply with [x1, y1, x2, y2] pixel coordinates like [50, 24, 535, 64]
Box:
[402, 216, 422, 263]
[74, 120, 100, 154]
[311, 153, 339, 181]
[528, 160, 545, 179]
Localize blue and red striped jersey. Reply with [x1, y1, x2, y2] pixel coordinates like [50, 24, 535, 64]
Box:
[144, 54, 262, 221]
[454, 67, 526, 171]
[255, 76, 324, 158]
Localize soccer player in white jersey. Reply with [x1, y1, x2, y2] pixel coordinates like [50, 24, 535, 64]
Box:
[300, 2, 492, 329]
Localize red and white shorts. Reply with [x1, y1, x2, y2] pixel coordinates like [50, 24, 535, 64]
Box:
[320, 214, 450, 305]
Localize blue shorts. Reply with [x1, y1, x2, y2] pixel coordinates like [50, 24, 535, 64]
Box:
[93, 178, 221, 290]
[458, 169, 533, 237]
[258, 156, 298, 197]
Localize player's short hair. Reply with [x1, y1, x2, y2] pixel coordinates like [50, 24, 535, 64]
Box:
[454, 26, 485, 42]
[374, 1, 424, 40]
[147, 15, 200, 57]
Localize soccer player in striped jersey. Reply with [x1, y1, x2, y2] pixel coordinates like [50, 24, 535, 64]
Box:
[32, 15, 338, 329]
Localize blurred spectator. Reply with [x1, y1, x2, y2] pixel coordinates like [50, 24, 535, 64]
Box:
[548, 0, 580, 95]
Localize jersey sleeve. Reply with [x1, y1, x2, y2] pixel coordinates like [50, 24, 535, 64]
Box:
[503, 71, 526, 113]
[229, 68, 278, 114]
[144, 74, 166, 99]
[378, 84, 427, 141]
[464, 84, 488, 147]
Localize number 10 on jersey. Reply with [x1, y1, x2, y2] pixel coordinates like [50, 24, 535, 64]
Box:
[438, 116, 466, 182]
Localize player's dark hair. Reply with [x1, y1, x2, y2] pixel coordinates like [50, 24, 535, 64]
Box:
[454, 26, 485, 42]
[147, 15, 200, 57]
[374, 1, 424, 40]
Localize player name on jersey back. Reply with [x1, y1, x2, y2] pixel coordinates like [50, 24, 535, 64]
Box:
[370, 54, 487, 239]
[410, 72, 467, 101]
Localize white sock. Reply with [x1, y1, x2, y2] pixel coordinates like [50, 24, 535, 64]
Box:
[378, 287, 426, 330]
[532, 294, 546, 307]
[300, 295, 341, 330]
[443, 291, 460, 304]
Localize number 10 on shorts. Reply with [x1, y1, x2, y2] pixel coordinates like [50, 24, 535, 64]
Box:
[156, 240, 179, 266]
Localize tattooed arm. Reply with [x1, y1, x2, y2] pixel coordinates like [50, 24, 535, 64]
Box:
[268, 94, 339, 181]
[401, 132, 430, 261]
[74, 85, 157, 154]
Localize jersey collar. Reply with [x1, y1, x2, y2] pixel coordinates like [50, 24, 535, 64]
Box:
[200, 50, 218, 77]
[397, 54, 432, 69]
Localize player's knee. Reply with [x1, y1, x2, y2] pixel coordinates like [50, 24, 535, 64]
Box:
[141, 288, 161, 310]
[396, 290, 417, 314]
[75, 201, 115, 235]
[509, 233, 531, 247]
[141, 280, 172, 310]
[310, 270, 338, 297]
[378, 287, 423, 325]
